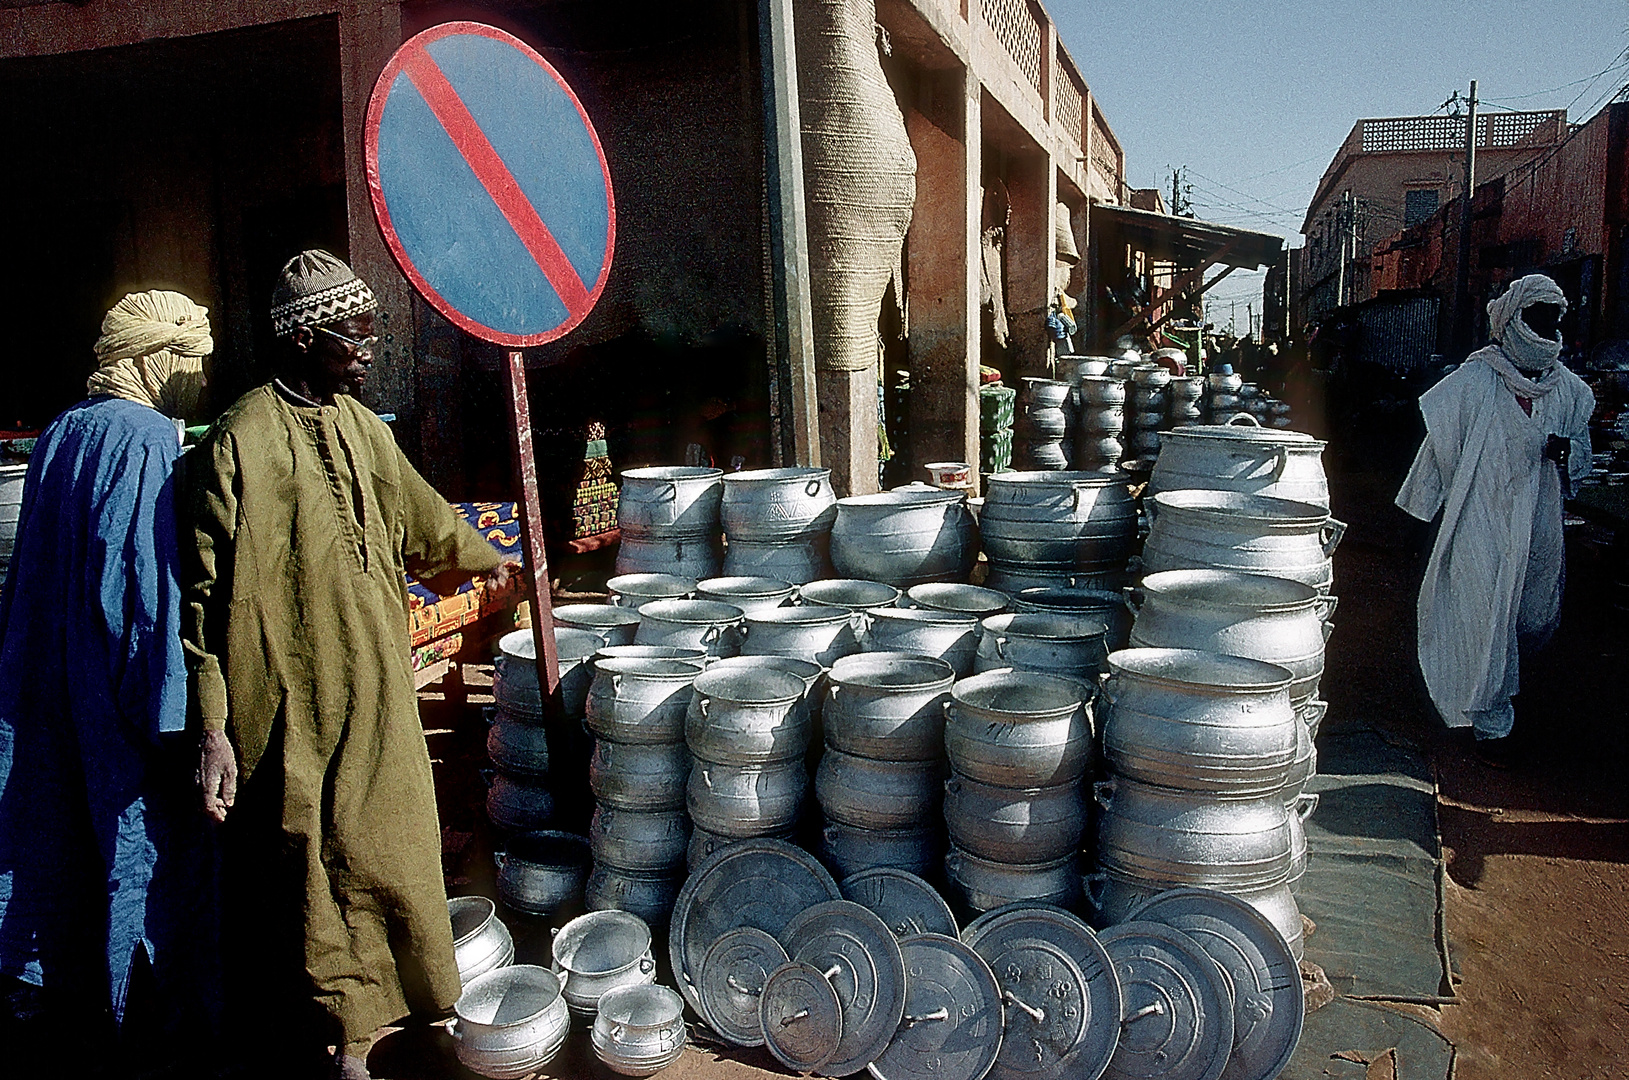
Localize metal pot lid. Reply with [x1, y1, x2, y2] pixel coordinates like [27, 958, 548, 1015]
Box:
[697, 927, 789, 1047]
[783, 899, 909, 1076]
[1124, 889, 1303, 1080]
[960, 904, 1122, 1080]
[870, 932, 1004, 1080]
[761, 961, 845, 1073]
[1097, 921, 1235, 1080]
[840, 868, 959, 939]
[669, 838, 841, 1017]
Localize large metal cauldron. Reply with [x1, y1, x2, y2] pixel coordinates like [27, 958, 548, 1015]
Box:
[494, 628, 603, 720]
[1100, 648, 1299, 796]
[1150, 415, 1330, 508]
[617, 466, 723, 537]
[585, 866, 684, 928]
[606, 573, 696, 611]
[720, 467, 838, 540]
[1093, 776, 1293, 890]
[830, 489, 978, 587]
[686, 758, 807, 837]
[740, 606, 861, 667]
[453, 965, 571, 1077]
[943, 773, 1085, 863]
[1142, 490, 1346, 594]
[979, 470, 1137, 573]
[633, 599, 746, 660]
[944, 670, 1093, 788]
[944, 847, 1081, 914]
[586, 659, 702, 744]
[615, 533, 722, 580]
[861, 608, 981, 677]
[1128, 569, 1334, 708]
[487, 716, 550, 778]
[819, 819, 940, 878]
[973, 612, 1108, 679]
[684, 668, 810, 765]
[588, 741, 690, 812]
[590, 807, 691, 872]
[823, 653, 955, 761]
[815, 748, 944, 830]
[720, 537, 830, 584]
[1009, 587, 1132, 651]
[496, 831, 592, 916]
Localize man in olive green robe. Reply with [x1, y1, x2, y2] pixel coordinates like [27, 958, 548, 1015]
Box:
[186, 251, 513, 1079]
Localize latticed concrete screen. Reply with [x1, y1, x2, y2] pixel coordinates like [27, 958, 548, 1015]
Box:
[1358, 110, 1566, 153]
[983, 0, 1042, 89]
[1055, 55, 1083, 149]
[1091, 109, 1120, 189]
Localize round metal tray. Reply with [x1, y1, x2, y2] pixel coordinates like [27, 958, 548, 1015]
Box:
[1126, 887, 1303, 1080]
[870, 932, 1005, 1080]
[841, 867, 959, 939]
[697, 926, 789, 1048]
[784, 899, 909, 1076]
[1098, 920, 1235, 1080]
[669, 838, 840, 1016]
[961, 903, 1123, 1080]
[761, 960, 844, 1074]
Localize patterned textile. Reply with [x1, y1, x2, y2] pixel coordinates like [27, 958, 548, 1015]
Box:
[573, 422, 620, 542]
[406, 501, 522, 649]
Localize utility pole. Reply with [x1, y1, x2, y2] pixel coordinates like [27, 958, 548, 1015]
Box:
[1335, 191, 1351, 308]
[1451, 79, 1478, 356]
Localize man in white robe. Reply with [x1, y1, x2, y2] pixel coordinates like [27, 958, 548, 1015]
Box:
[1396, 274, 1593, 763]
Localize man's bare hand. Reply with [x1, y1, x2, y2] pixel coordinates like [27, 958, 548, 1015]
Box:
[485, 560, 524, 594]
[199, 730, 238, 823]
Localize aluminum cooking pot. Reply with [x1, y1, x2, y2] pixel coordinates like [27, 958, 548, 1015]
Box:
[1009, 587, 1132, 651]
[585, 658, 702, 744]
[1150, 414, 1329, 508]
[1086, 872, 1305, 960]
[830, 489, 978, 587]
[494, 628, 602, 720]
[823, 652, 955, 761]
[633, 599, 746, 659]
[590, 806, 691, 873]
[1142, 490, 1346, 594]
[974, 612, 1108, 679]
[720, 467, 837, 541]
[551, 909, 657, 1017]
[450, 895, 514, 988]
[861, 607, 981, 677]
[485, 773, 555, 833]
[591, 983, 687, 1077]
[721, 536, 831, 584]
[819, 819, 941, 879]
[943, 772, 1085, 863]
[551, 604, 642, 647]
[798, 578, 904, 614]
[815, 748, 944, 831]
[585, 865, 684, 929]
[1100, 647, 1298, 796]
[615, 532, 722, 580]
[606, 573, 697, 611]
[696, 576, 799, 613]
[486, 715, 550, 779]
[617, 466, 723, 538]
[496, 831, 592, 917]
[453, 964, 570, 1078]
[944, 847, 1081, 915]
[684, 667, 810, 765]
[1094, 776, 1293, 890]
[979, 470, 1137, 573]
[944, 669, 1093, 787]
[588, 740, 690, 812]
[741, 605, 861, 667]
[686, 758, 807, 837]
[902, 582, 1009, 620]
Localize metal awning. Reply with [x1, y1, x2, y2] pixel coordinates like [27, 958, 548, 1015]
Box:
[1091, 202, 1285, 339]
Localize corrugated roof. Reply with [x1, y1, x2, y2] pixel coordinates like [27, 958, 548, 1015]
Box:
[1090, 203, 1283, 270]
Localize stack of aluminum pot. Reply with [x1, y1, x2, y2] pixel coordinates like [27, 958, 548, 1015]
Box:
[719, 467, 837, 584]
[977, 470, 1138, 594]
[941, 670, 1093, 916]
[1013, 377, 1073, 469]
[488, 627, 604, 835]
[1092, 647, 1311, 959]
[815, 652, 956, 878]
[614, 466, 724, 580]
[1074, 374, 1126, 470]
[1167, 375, 1206, 428]
[1204, 368, 1244, 421]
[584, 649, 705, 926]
[684, 663, 812, 872]
[1126, 364, 1171, 460]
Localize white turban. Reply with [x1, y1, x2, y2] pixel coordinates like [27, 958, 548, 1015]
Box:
[1487, 274, 1566, 374]
[86, 290, 214, 419]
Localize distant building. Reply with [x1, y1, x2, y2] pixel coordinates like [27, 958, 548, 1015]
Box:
[1295, 109, 1567, 329]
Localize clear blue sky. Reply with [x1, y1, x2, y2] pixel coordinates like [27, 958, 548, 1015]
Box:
[1055, 0, 1629, 327]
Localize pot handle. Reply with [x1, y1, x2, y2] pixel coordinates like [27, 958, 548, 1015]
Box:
[1097, 673, 1118, 708]
[1227, 413, 1262, 428]
[1122, 584, 1145, 614]
[944, 776, 960, 796]
[1083, 871, 1108, 908]
[610, 673, 622, 696]
[1072, 486, 1084, 513]
[806, 478, 823, 497]
[1314, 595, 1338, 623]
[493, 850, 507, 868]
[941, 700, 955, 720]
[610, 1022, 625, 1040]
[993, 635, 1010, 660]
[702, 624, 725, 645]
[1295, 792, 1320, 821]
[483, 706, 497, 726]
[1143, 498, 1159, 527]
[658, 482, 677, 502]
[1271, 443, 1290, 481]
[1093, 779, 1116, 809]
[1301, 699, 1329, 727]
[696, 695, 710, 720]
[700, 766, 714, 790]
[1322, 619, 1335, 644]
[639, 956, 656, 975]
[944, 851, 962, 873]
[1320, 517, 1348, 558]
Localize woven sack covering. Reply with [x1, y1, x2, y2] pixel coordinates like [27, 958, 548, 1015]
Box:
[796, 0, 917, 371]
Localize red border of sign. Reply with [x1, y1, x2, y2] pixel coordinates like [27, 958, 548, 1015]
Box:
[364, 21, 616, 348]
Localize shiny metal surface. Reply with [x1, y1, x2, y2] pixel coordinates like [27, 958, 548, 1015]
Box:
[823, 652, 955, 761]
[453, 965, 571, 1079]
[760, 961, 844, 1073]
[551, 909, 657, 1016]
[486, 715, 549, 778]
[815, 747, 944, 830]
[633, 599, 746, 659]
[685, 757, 807, 836]
[944, 847, 1082, 914]
[1151, 418, 1329, 509]
[903, 582, 1010, 619]
[943, 773, 1086, 863]
[614, 532, 723, 579]
[839, 868, 958, 939]
[696, 575, 799, 612]
[590, 807, 690, 873]
[606, 573, 697, 611]
[685, 667, 810, 765]
[1089, 873, 1305, 961]
[552, 603, 642, 646]
[697, 927, 789, 1046]
[585, 658, 701, 744]
[1097, 921, 1234, 1080]
[784, 900, 909, 1076]
[1142, 490, 1344, 594]
[590, 984, 687, 1076]
[495, 831, 591, 916]
[830, 490, 978, 587]
[980, 470, 1136, 573]
[799, 578, 905, 613]
[721, 535, 831, 584]
[1009, 587, 1133, 650]
[974, 612, 1108, 679]
[862, 608, 981, 676]
[740, 605, 862, 667]
[1094, 777, 1293, 890]
[820, 819, 941, 879]
[450, 896, 514, 988]
[584, 865, 683, 928]
[721, 466, 838, 540]
[945, 671, 1093, 788]
[485, 773, 555, 833]
[617, 466, 723, 537]
[588, 740, 690, 812]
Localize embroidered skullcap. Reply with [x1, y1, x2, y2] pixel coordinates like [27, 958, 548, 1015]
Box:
[269, 249, 378, 338]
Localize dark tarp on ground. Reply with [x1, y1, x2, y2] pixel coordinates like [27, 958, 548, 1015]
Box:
[1282, 998, 1456, 1080]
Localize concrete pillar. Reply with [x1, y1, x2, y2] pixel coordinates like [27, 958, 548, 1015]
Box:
[903, 67, 981, 487]
[818, 366, 880, 497]
[1004, 147, 1057, 379]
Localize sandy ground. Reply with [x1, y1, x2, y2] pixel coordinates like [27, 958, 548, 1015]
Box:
[1322, 466, 1629, 1079]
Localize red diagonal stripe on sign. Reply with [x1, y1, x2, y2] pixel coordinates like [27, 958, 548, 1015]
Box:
[399, 45, 591, 316]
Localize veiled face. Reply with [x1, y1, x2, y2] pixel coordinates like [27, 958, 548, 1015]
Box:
[1520, 302, 1561, 340]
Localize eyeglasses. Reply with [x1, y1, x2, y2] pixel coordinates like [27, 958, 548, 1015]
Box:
[313, 325, 378, 355]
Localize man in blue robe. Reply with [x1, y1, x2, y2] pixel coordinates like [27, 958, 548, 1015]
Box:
[0, 290, 220, 1064]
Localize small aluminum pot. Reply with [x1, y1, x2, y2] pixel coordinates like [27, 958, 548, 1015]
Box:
[799, 578, 905, 613]
[686, 758, 806, 837]
[607, 573, 697, 611]
[944, 847, 1082, 915]
[902, 582, 1009, 620]
[696, 575, 799, 613]
[819, 819, 941, 879]
[551, 910, 658, 1017]
[974, 612, 1109, 679]
[450, 896, 514, 988]
[591, 984, 688, 1077]
[1079, 375, 1127, 405]
[590, 806, 691, 873]
[585, 865, 684, 928]
[552, 604, 642, 647]
[586, 658, 702, 744]
[861, 607, 981, 677]
[815, 747, 944, 830]
[588, 741, 691, 812]
[944, 670, 1093, 787]
[487, 715, 550, 778]
[740, 606, 862, 667]
[633, 599, 746, 660]
[486, 773, 555, 833]
[496, 831, 592, 917]
[453, 965, 571, 1078]
[685, 667, 810, 765]
[823, 652, 954, 761]
[943, 773, 1086, 863]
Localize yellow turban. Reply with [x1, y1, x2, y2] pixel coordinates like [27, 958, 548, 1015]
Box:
[86, 290, 214, 419]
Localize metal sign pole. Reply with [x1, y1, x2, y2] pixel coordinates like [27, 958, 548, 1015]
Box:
[505, 348, 561, 712]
